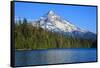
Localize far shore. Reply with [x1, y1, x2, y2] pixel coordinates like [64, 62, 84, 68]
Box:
[16, 49, 32, 50]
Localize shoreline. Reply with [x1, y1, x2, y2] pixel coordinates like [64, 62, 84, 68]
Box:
[15, 48, 96, 51]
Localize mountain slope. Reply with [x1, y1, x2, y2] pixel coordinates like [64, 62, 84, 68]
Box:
[31, 10, 96, 40]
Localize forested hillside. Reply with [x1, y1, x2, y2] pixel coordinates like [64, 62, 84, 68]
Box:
[14, 18, 97, 50]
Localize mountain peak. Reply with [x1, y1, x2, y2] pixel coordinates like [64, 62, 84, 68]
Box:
[48, 10, 55, 15]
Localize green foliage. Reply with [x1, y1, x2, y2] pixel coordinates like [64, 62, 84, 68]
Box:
[14, 18, 96, 50]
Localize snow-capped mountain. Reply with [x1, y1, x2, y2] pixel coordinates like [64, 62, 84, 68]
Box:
[31, 10, 96, 40]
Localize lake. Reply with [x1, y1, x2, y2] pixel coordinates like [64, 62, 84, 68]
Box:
[15, 48, 97, 66]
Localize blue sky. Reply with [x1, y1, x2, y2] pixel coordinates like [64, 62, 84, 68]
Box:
[14, 2, 97, 33]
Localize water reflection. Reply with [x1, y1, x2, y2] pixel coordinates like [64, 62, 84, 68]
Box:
[15, 48, 96, 66]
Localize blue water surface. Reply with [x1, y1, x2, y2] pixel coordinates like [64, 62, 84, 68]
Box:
[15, 48, 97, 66]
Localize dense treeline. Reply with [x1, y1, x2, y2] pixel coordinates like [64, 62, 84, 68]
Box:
[14, 18, 96, 50]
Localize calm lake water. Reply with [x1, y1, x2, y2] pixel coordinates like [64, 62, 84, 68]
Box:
[15, 48, 97, 66]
